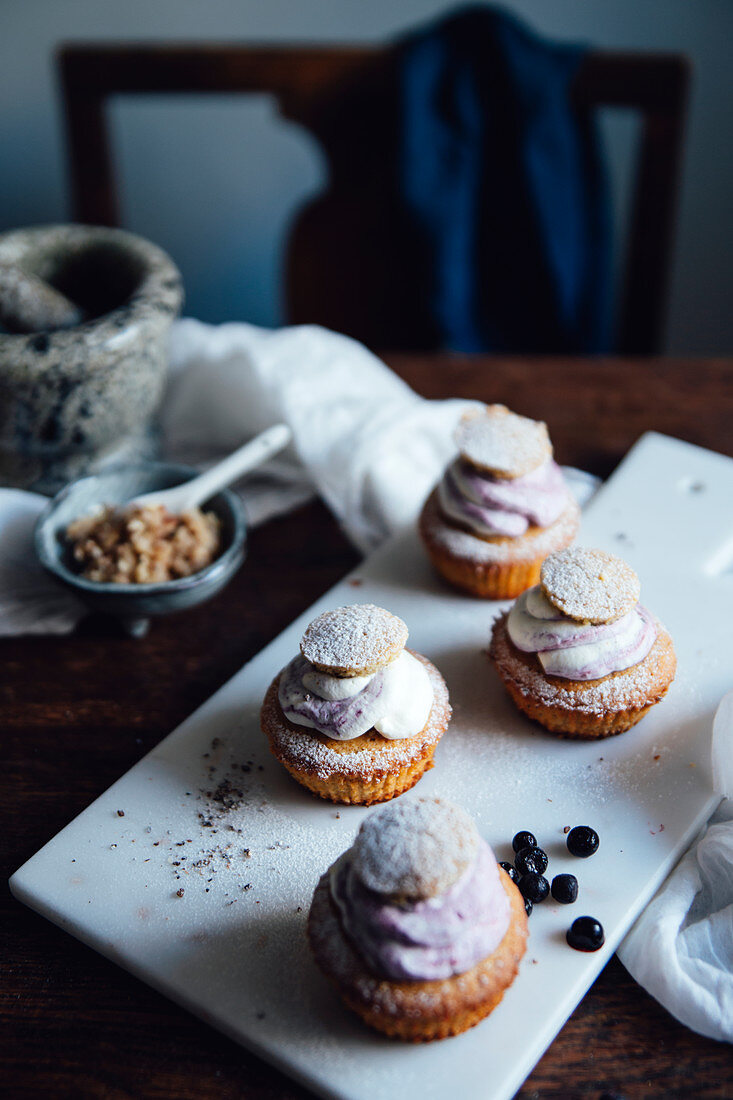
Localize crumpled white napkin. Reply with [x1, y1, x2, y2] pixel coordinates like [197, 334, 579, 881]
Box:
[0, 488, 86, 633]
[617, 693, 733, 1042]
[0, 318, 729, 1043]
[163, 319, 477, 548]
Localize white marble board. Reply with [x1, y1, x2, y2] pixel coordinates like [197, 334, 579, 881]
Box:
[10, 432, 733, 1100]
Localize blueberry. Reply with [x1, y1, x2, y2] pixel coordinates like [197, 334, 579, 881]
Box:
[566, 915, 605, 951]
[515, 846, 548, 876]
[551, 873, 578, 904]
[567, 826, 599, 858]
[518, 872, 549, 904]
[512, 830, 537, 853]
[523, 896, 533, 917]
[498, 861, 518, 883]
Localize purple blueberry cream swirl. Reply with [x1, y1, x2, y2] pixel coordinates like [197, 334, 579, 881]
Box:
[278, 651, 433, 740]
[438, 457, 570, 538]
[507, 585, 657, 681]
[330, 834, 510, 981]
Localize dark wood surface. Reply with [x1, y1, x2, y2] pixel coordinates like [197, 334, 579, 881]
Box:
[3, 355, 733, 1100]
[58, 42, 689, 354]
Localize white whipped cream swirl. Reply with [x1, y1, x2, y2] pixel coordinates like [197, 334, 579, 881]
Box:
[507, 585, 656, 680]
[278, 650, 433, 740]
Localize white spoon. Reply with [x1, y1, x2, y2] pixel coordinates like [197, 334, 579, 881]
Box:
[130, 423, 292, 513]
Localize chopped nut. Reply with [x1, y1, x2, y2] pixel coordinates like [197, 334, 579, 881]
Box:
[67, 503, 220, 584]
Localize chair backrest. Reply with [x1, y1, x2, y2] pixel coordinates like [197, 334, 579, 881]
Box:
[58, 43, 690, 354]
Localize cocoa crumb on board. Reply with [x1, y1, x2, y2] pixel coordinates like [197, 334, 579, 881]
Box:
[206, 778, 246, 811]
[155, 742, 276, 908]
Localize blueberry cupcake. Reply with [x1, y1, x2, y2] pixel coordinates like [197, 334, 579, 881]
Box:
[419, 405, 580, 599]
[260, 604, 451, 804]
[489, 547, 677, 738]
[308, 797, 528, 1040]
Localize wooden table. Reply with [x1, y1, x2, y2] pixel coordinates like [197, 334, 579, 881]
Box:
[3, 356, 732, 1100]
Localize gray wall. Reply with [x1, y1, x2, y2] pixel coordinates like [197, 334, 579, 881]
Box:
[2, 0, 731, 352]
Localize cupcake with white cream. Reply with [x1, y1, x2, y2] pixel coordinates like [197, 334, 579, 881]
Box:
[260, 604, 451, 804]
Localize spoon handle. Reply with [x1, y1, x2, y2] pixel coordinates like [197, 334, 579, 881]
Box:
[136, 424, 292, 513]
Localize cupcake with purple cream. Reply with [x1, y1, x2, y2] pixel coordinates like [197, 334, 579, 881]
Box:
[308, 797, 528, 1040]
[420, 405, 580, 599]
[489, 547, 676, 738]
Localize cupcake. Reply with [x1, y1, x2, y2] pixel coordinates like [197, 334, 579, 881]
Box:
[307, 797, 528, 1041]
[489, 546, 677, 738]
[419, 404, 580, 599]
[260, 604, 451, 805]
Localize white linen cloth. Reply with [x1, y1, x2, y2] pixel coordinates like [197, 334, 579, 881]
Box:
[162, 319, 477, 548]
[617, 695, 733, 1042]
[0, 318, 730, 1042]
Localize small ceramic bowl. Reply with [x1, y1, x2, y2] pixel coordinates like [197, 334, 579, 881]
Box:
[35, 462, 247, 637]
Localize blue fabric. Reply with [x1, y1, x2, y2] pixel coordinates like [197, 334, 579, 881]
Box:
[399, 6, 612, 353]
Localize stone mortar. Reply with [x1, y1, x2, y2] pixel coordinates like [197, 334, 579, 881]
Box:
[0, 224, 183, 492]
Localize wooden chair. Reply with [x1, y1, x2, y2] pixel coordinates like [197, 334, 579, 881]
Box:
[58, 43, 690, 354]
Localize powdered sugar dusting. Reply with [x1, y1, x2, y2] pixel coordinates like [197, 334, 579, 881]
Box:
[421, 489, 580, 564]
[300, 604, 408, 675]
[455, 405, 552, 478]
[351, 797, 479, 899]
[541, 547, 641, 624]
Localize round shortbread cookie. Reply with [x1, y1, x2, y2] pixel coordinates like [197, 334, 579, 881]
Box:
[455, 405, 552, 479]
[540, 547, 640, 625]
[351, 797, 479, 900]
[300, 603, 408, 677]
